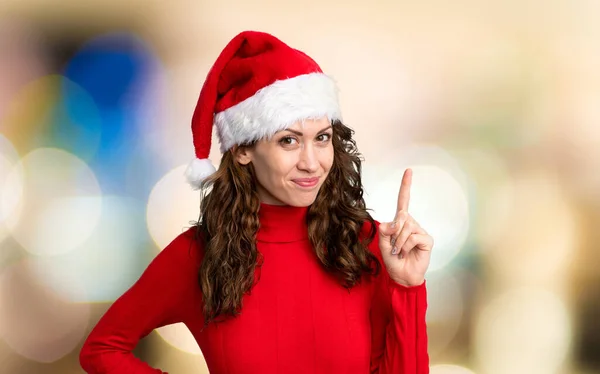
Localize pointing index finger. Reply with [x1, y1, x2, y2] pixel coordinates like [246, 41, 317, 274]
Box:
[396, 168, 413, 214]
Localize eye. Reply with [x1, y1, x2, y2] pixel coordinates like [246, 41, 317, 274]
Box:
[317, 133, 332, 142]
[279, 136, 298, 146]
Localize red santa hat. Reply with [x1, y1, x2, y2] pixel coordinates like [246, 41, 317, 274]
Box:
[184, 30, 342, 189]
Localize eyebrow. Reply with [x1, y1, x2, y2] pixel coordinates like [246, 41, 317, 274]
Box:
[283, 125, 333, 136]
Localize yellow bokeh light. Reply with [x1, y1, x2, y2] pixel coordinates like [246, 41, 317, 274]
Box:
[474, 287, 571, 374]
[483, 170, 578, 286]
[431, 364, 476, 374]
[0, 75, 62, 153]
[155, 322, 203, 356]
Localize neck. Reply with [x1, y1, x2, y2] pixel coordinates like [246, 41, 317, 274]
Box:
[256, 202, 310, 243]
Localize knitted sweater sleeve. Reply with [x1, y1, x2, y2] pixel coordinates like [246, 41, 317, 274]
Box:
[79, 229, 200, 374]
[368, 221, 430, 374]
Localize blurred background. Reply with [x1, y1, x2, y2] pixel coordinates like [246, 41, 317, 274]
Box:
[1, 0, 599, 373]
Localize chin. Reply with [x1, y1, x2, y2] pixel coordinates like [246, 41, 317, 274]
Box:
[283, 192, 320, 207]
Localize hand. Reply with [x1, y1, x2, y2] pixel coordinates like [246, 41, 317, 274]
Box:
[378, 169, 433, 287]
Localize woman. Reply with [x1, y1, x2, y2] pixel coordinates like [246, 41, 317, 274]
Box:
[79, 30, 433, 374]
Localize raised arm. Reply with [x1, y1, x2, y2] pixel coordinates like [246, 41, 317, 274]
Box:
[370, 168, 432, 373]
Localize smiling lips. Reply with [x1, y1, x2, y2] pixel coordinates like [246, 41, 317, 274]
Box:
[292, 177, 319, 188]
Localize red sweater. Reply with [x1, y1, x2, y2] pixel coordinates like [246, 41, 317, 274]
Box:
[79, 203, 429, 373]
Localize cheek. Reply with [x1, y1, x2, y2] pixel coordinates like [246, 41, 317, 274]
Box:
[254, 154, 295, 184]
[320, 146, 334, 171]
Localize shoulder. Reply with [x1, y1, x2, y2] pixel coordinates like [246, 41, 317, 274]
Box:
[122, 227, 204, 321]
[360, 219, 380, 236]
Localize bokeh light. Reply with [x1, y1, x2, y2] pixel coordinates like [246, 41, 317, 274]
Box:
[451, 147, 513, 254]
[0, 19, 48, 124]
[50, 77, 103, 161]
[426, 272, 464, 356]
[1, 1, 599, 373]
[5, 148, 102, 257]
[62, 32, 166, 196]
[450, 37, 532, 139]
[363, 145, 470, 272]
[0, 135, 22, 244]
[474, 287, 572, 374]
[1, 74, 62, 153]
[0, 259, 90, 363]
[551, 88, 600, 202]
[142, 58, 218, 169]
[155, 323, 202, 355]
[26, 196, 151, 303]
[147, 165, 200, 250]
[430, 364, 476, 374]
[483, 170, 578, 286]
[2, 74, 104, 163]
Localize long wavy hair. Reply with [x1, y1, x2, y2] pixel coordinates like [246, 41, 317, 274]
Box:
[193, 120, 380, 326]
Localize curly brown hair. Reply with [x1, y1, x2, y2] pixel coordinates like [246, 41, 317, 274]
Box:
[193, 120, 380, 326]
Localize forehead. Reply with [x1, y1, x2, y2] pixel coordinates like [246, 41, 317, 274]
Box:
[284, 117, 331, 132]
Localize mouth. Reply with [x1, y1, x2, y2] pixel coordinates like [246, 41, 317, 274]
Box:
[292, 177, 320, 188]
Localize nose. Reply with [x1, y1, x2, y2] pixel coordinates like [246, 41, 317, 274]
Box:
[297, 143, 319, 173]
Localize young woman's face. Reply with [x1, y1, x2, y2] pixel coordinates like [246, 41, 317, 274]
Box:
[235, 117, 334, 207]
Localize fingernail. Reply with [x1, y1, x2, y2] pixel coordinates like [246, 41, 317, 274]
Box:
[392, 246, 398, 255]
[390, 221, 396, 228]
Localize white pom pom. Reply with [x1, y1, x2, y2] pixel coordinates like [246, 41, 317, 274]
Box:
[184, 158, 217, 190]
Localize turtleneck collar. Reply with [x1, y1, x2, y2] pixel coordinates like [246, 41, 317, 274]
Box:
[256, 202, 310, 243]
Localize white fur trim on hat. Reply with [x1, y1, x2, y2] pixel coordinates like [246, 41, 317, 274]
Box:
[214, 72, 341, 152]
[185, 158, 217, 190]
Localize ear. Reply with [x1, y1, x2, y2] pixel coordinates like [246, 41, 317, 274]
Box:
[233, 145, 253, 165]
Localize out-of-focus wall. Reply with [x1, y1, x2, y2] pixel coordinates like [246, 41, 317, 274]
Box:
[1, 1, 599, 373]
